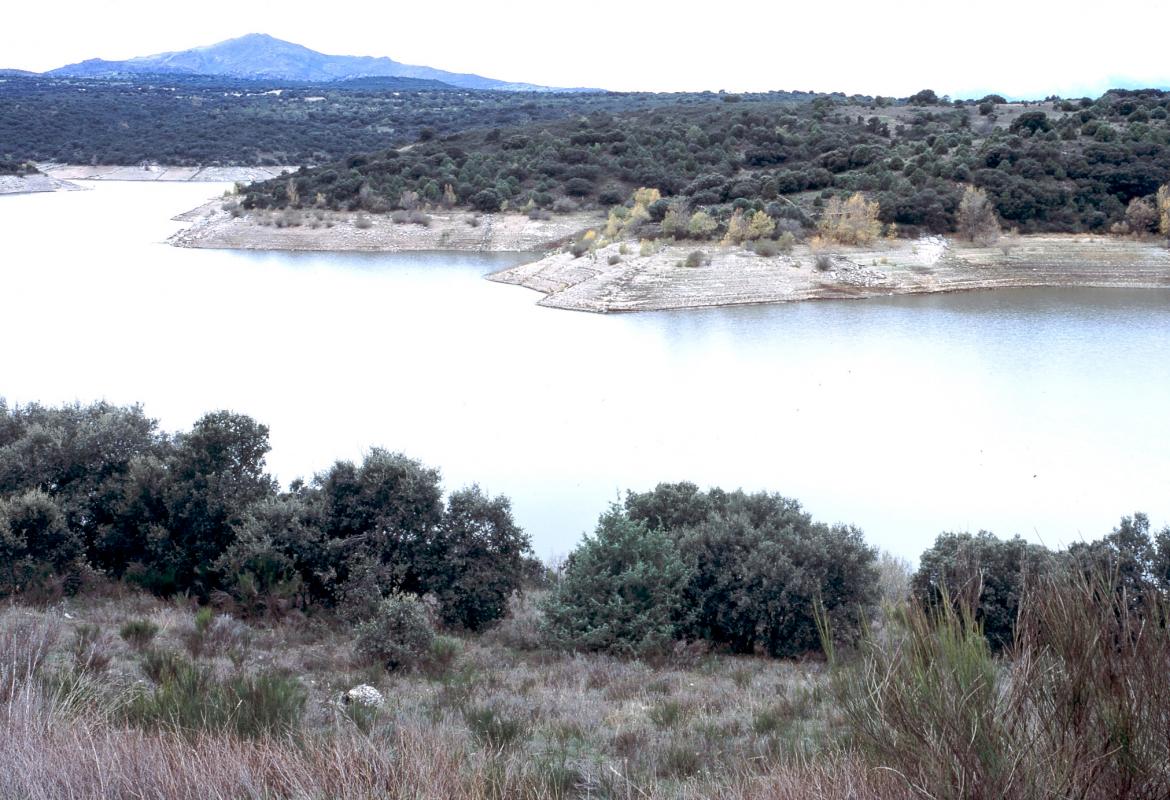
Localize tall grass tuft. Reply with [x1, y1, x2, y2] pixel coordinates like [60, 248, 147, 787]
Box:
[126, 658, 306, 739]
[826, 567, 1170, 799]
[1, 612, 58, 701]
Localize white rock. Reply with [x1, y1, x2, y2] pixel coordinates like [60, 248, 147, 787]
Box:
[345, 684, 385, 708]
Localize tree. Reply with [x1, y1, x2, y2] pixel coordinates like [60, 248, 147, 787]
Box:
[541, 508, 690, 656]
[1009, 112, 1051, 136]
[0, 401, 161, 565]
[1124, 197, 1159, 237]
[425, 486, 531, 631]
[687, 210, 718, 239]
[1158, 184, 1170, 238]
[165, 411, 277, 592]
[908, 89, 940, 106]
[956, 185, 1001, 244]
[315, 449, 444, 600]
[818, 192, 881, 245]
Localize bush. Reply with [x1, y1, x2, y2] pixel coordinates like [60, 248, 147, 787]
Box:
[752, 239, 779, 257]
[686, 211, 718, 239]
[541, 508, 690, 656]
[0, 490, 84, 598]
[126, 658, 306, 738]
[626, 485, 879, 657]
[119, 619, 159, 650]
[355, 593, 436, 671]
[684, 250, 710, 268]
[912, 531, 1051, 651]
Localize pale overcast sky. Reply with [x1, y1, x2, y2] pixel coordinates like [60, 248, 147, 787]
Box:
[5, 0, 1169, 98]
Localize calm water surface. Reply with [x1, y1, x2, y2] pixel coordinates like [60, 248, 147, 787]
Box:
[2, 182, 1168, 560]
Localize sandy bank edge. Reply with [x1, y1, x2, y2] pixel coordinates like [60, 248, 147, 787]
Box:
[0, 174, 85, 196]
[487, 236, 1170, 313]
[169, 203, 606, 254]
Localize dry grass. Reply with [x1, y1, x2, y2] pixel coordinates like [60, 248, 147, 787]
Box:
[7, 571, 1164, 799]
[0, 596, 882, 799]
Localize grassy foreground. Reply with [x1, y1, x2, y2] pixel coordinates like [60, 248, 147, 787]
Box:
[3, 572, 1167, 800]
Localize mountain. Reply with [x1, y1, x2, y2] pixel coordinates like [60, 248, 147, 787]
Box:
[45, 33, 595, 92]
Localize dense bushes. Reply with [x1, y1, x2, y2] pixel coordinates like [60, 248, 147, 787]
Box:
[913, 514, 1170, 651]
[912, 531, 1051, 651]
[0, 400, 531, 633]
[238, 88, 1170, 239]
[545, 484, 880, 657]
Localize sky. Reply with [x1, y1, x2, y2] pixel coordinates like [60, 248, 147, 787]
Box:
[4, 1, 1170, 98]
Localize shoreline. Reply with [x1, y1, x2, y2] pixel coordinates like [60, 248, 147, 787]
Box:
[169, 201, 606, 253]
[167, 197, 1170, 313]
[0, 173, 85, 195]
[3, 164, 298, 197]
[487, 235, 1170, 313]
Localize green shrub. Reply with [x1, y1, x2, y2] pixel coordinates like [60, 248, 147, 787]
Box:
[684, 250, 710, 268]
[912, 531, 1051, 651]
[0, 490, 84, 597]
[119, 618, 159, 650]
[830, 565, 1170, 800]
[626, 485, 879, 657]
[126, 660, 305, 738]
[141, 648, 184, 684]
[355, 592, 436, 672]
[540, 508, 689, 656]
[425, 634, 463, 677]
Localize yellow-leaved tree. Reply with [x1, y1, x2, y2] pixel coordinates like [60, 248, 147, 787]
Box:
[956, 185, 1001, 245]
[1157, 184, 1170, 238]
[818, 193, 881, 245]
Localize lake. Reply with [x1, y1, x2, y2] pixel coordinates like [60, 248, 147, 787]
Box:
[2, 181, 1168, 561]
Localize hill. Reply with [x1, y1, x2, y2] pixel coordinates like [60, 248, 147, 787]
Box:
[44, 33, 592, 92]
[239, 89, 1170, 236]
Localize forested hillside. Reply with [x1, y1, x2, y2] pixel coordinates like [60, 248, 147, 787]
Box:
[0, 75, 806, 166]
[240, 89, 1170, 236]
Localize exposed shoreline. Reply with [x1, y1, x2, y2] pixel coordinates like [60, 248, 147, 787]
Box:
[0, 173, 85, 195]
[169, 201, 605, 253]
[487, 235, 1170, 313]
[166, 198, 1170, 313]
[42, 163, 298, 183]
[2, 164, 298, 196]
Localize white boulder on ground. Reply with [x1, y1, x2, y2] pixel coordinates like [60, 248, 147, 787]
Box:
[344, 684, 385, 708]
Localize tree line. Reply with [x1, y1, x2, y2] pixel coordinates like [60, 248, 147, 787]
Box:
[2, 400, 1166, 660]
[0, 401, 532, 631]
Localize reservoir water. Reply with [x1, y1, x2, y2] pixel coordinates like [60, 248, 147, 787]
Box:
[2, 181, 1168, 561]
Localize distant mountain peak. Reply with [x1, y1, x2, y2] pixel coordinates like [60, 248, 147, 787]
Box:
[44, 34, 598, 93]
